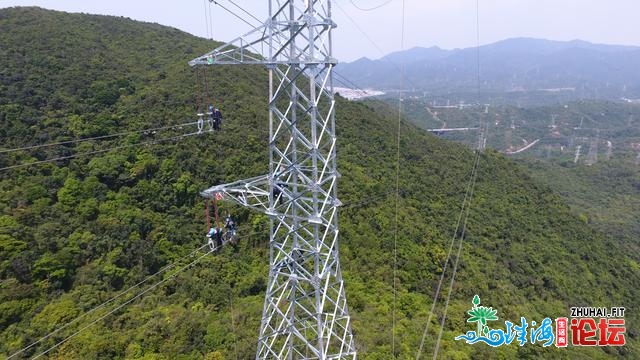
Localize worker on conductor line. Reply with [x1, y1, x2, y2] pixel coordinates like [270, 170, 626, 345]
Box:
[213, 107, 223, 130]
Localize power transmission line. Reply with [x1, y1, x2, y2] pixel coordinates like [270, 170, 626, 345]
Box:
[415, 152, 478, 359]
[432, 150, 481, 360]
[350, 0, 394, 12]
[431, 0, 483, 358]
[18, 225, 268, 360]
[0, 131, 200, 172]
[191, 3, 358, 357]
[204, 0, 211, 39]
[208, 0, 257, 29]
[415, 1, 484, 358]
[31, 248, 216, 360]
[224, 0, 262, 26]
[6, 244, 210, 359]
[392, 0, 406, 357]
[333, 71, 369, 93]
[333, 0, 420, 91]
[0, 121, 198, 154]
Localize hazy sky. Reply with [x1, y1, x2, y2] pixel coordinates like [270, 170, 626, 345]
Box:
[2, 1, 639, 62]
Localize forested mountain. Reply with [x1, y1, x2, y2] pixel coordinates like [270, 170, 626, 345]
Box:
[521, 158, 640, 254]
[1, 7, 639, 359]
[338, 38, 640, 102]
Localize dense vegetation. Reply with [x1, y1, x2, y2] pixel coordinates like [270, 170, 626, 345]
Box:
[1, 7, 639, 359]
[522, 157, 640, 256]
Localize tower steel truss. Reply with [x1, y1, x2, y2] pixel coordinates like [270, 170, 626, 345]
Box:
[190, 1, 356, 359]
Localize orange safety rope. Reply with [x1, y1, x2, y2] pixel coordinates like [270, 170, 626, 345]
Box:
[195, 67, 201, 113]
[213, 196, 220, 227]
[203, 66, 211, 107]
[204, 199, 211, 230]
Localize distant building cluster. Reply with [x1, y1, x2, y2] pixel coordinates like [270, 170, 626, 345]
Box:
[621, 97, 640, 104]
[334, 87, 384, 100]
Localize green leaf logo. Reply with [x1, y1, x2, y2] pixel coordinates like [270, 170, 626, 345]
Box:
[466, 295, 499, 336]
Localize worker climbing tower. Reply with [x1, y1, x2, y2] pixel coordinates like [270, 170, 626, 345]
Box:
[189, 1, 356, 359]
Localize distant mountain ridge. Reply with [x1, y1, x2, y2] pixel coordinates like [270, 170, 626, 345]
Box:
[338, 37, 640, 101]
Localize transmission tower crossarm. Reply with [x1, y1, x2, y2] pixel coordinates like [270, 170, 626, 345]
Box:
[188, 2, 337, 66]
[201, 174, 271, 213]
[189, 24, 271, 66]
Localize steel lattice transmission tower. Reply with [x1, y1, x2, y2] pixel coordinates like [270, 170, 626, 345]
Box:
[189, 1, 356, 359]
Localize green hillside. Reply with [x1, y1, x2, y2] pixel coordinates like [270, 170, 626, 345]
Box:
[1, 7, 638, 359]
[522, 158, 640, 254]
